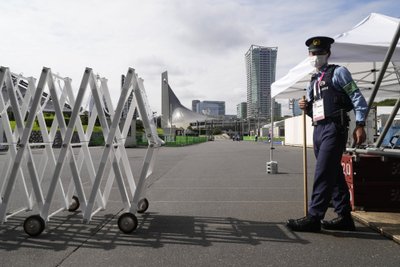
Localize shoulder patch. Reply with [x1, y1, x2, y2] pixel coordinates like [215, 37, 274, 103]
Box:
[343, 81, 358, 95]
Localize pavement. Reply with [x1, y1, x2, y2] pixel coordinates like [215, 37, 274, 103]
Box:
[0, 140, 399, 266]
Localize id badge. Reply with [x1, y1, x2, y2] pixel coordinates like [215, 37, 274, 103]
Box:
[313, 99, 325, 122]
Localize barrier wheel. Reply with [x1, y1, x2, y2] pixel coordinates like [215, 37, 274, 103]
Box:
[118, 213, 138, 234]
[137, 198, 149, 214]
[68, 195, 80, 212]
[23, 215, 45, 237]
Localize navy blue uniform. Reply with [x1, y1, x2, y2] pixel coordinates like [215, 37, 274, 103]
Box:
[306, 64, 367, 219]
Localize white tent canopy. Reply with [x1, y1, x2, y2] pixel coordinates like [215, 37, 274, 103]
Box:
[271, 13, 400, 100]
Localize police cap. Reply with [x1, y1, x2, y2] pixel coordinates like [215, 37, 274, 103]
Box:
[305, 36, 334, 52]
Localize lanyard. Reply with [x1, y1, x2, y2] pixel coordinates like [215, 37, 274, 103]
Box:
[313, 69, 326, 99]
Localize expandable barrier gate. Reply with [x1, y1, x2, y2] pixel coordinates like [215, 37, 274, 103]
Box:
[0, 66, 163, 236]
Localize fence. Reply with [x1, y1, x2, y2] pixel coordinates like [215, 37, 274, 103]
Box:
[0, 66, 163, 236]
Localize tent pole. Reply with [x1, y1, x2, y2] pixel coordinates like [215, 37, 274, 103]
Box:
[366, 20, 400, 116]
[302, 96, 308, 216]
[266, 98, 278, 174]
[375, 97, 400, 147]
[270, 97, 274, 162]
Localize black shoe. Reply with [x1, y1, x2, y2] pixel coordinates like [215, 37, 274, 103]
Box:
[321, 214, 356, 231]
[286, 216, 321, 232]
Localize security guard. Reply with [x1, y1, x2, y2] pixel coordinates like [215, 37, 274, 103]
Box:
[286, 36, 368, 232]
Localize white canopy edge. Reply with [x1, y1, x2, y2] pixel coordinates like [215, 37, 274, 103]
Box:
[272, 13, 400, 100]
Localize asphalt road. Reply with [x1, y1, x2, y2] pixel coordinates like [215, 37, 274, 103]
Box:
[0, 140, 399, 266]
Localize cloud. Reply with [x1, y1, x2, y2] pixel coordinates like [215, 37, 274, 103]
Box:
[0, 0, 398, 115]
[170, 1, 254, 53]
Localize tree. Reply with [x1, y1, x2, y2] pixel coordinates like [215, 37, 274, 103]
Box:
[212, 127, 222, 135]
[374, 99, 397, 106]
[136, 119, 144, 131]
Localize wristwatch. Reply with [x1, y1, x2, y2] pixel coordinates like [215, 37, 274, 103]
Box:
[356, 121, 365, 127]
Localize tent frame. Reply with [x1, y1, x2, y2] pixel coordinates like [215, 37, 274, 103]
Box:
[347, 20, 400, 157]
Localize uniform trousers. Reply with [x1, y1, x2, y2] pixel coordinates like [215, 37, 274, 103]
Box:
[308, 121, 352, 219]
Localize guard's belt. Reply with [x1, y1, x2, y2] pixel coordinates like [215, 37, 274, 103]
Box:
[312, 116, 347, 126]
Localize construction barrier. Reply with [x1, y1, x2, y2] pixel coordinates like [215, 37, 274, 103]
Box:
[0, 66, 163, 236]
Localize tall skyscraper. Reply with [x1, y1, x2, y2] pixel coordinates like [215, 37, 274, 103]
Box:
[245, 45, 278, 120]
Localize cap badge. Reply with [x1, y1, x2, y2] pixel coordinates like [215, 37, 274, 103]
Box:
[312, 39, 320, 46]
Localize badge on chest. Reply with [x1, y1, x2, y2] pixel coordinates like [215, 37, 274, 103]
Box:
[313, 99, 325, 122]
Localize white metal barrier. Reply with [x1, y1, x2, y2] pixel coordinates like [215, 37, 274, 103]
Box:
[117, 75, 164, 233]
[0, 66, 163, 236]
[0, 69, 37, 221]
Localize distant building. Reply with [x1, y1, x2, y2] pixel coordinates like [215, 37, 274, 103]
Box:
[195, 100, 225, 116]
[237, 102, 247, 119]
[192, 100, 200, 112]
[223, 114, 237, 121]
[273, 100, 282, 119]
[245, 45, 278, 120]
[377, 106, 400, 128]
[161, 71, 210, 129]
[291, 99, 302, 117]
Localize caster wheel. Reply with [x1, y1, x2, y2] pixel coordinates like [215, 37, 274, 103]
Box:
[118, 213, 138, 234]
[68, 195, 80, 212]
[23, 215, 45, 237]
[137, 198, 149, 214]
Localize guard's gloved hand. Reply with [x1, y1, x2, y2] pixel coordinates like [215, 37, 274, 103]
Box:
[352, 126, 366, 146]
[299, 99, 308, 110]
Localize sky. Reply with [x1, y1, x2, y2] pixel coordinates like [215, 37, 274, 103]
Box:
[0, 0, 399, 115]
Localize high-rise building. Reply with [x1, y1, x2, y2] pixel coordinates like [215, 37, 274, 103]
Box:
[194, 100, 225, 116]
[245, 45, 278, 120]
[237, 102, 247, 119]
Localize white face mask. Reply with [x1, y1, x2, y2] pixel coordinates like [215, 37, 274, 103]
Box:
[309, 54, 328, 69]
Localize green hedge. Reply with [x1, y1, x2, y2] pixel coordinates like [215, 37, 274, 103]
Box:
[7, 117, 210, 147]
[165, 136, 207, 146]
[243, 136, 285, 142]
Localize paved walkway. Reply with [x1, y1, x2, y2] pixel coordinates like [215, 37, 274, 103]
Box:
[0, 140, 399, 266]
